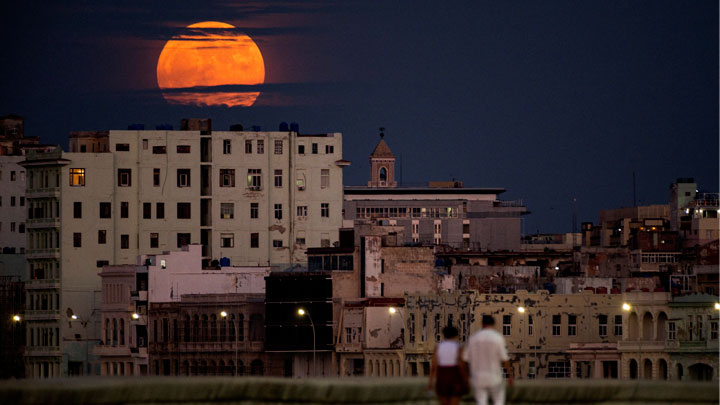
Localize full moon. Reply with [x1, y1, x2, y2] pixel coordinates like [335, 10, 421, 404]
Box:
[156, 21, 265, 107]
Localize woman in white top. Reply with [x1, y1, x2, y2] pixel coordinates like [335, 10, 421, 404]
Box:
[428, 325, 469, 405]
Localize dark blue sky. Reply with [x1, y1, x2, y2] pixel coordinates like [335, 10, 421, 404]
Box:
[1, 1, 717, 233]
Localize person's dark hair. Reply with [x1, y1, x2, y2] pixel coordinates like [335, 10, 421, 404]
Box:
[442, 325, 458, 339]
[482, 315, 495, 326]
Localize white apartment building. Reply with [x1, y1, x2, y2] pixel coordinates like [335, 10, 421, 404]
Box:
[0, 156, 27, 252]
[20, 120, 347, 377]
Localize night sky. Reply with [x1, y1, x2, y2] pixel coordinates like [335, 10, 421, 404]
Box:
[1, 1, 717, 233]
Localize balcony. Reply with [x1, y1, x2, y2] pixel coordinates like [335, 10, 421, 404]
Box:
[25, 309, 61, 321]
[26, 218, 61, 229]
[336, 342, 363, 353]
[26, 248, 60, 259]
[24, 346, 61, 357]
[26, 187, 60, 198]
[25, 279, 61, 290]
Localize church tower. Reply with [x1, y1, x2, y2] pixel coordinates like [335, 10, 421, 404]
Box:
[368, 128, 397, 188]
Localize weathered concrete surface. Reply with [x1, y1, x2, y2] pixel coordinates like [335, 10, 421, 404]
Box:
[0, 377, 717, 404]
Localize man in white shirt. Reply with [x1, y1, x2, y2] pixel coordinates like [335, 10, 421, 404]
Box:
[462, 315, 513, 405]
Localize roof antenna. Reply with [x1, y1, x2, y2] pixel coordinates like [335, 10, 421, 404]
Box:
[379, 127, 385, 139]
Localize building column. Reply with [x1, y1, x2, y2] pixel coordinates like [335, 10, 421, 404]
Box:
[570, 360, 576, 379]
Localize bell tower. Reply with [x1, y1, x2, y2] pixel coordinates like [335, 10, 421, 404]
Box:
[368, 127, 396, 188]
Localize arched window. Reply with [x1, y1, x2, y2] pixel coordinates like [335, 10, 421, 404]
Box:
[209, 360, 217, 376]
[642, 312, 653, 340]
[659, 359, 668, 380]
[184, 315, 191, 342]
[218, 360, 226, 376]
[629, 359, 638, 379]
[250, 314, 263, 341]
[239, 314, 245, 341]
[379, 167, 387, 182]
[119, 319, 125, 345]
[237, 360, 245, 376]
[229, 314, 236, 342]
[219, 317, 226, 342]
[105, 318, 110, 344]
[643, 359, 652, 379]
[210, 314, 217, 342]
[112, 318, 118, 346]
[183, 360, 190, 376]
[192, 315, 200, 342]
[201, 315, 209, 342]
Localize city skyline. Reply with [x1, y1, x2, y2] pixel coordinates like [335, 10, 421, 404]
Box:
[0, 0, 717, 234]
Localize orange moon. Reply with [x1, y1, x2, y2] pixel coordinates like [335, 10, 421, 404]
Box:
[156, 21, 265, 107]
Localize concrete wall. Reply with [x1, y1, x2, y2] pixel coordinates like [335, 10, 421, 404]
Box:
[0, 156, 26, 251]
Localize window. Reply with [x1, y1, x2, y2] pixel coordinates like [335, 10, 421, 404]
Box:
[220, 169, 235, 187]
[10, 222, 14, 232]
[121, 235, 129, 249]
[668, 322, 676, 340]
[177, 203, 191, 219]
[711, 322, 718, 340]
[274, 204, 283, 220]
[142, 139, 148, 150]
[272, 240, 283, 248]
[503, 315, 511, 336]
[274, 140, 283, 154]
[177, 233, 191, 248]
[10, 196, 15, 207]
[245, 140, 252, 154]
[250, 203, 259, 219]
[568, 315, 577, 336]
[115, 143, 130, 151]
[153, 169, 160, 186]
[321, 169, 329, 188]
[98, 230, 106, 244]
[325, 145, 334, 154]
[434, 222, 441, 234]
[321, 203, 329, 218]
[257, 140, 264, 154]
[552, 315, 561, 336]
[247, 169, 262, 189]
[250, 233, 259, 248]
[311, 143, 318, 154]
[274, 170, 282, 187]
[547, 361, 570, 379]
[73, 233, 82, 247]
[528, 315, 534, 336]
[297, 206, 307, 217]
[97, 260, 109, 268]
[121, 202, 129, 218]
[99, 203, 111, 218]
[599, 314, 608, 337]
[142, 203, 151, 219]
[614, 315, 623, 336]
[177, 169, 190, 187]
[73, 202, 82, 219]
[118, 169, 131, 187]
[221, 233, 234, 248]
[434, 314, 441, 342]
[10, 171, 15, 181]
[223, 139, 231, 154]
[150, 233, 159, 248]
[19, 197, 24, 206]
[412, 222, 419, 234]
[221, 203, 234, 219]
[152, 146, 166, 154]
[70, 168, 85, 186]
[176, 145, 190, 153]
[156, 203, 165, 219]
[296, 237, 306, 245]
[298, 144, 305, 154]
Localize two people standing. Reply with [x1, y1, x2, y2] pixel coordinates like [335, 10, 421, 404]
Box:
[428, 315, 512, 405]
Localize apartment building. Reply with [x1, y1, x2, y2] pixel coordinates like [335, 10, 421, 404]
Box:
[95, 244, 271, 377]
[20, 119, 345, 377]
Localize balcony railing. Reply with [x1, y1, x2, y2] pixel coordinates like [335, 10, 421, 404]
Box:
[26, 187, 60, 198]
[26, 218, 61, 229]
[25, 248, 60, 259]
[25, 279, 61, 290]
[25, 309, 61, 320]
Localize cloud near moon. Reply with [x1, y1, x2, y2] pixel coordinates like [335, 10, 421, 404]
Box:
[156, 21, 265, 107]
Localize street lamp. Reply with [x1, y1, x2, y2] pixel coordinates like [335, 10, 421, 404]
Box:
[219, 311, 238, 376]
[12, 315, 21, 322]
[297, 308, 316, 377]
[622, 303, 631, 312]
[714, 303, 719, 311]
[69, 313, 91, 376]
[622, 302, 641, 379]
[518, 306, 537, 378]
[388, 306, 406, 376]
